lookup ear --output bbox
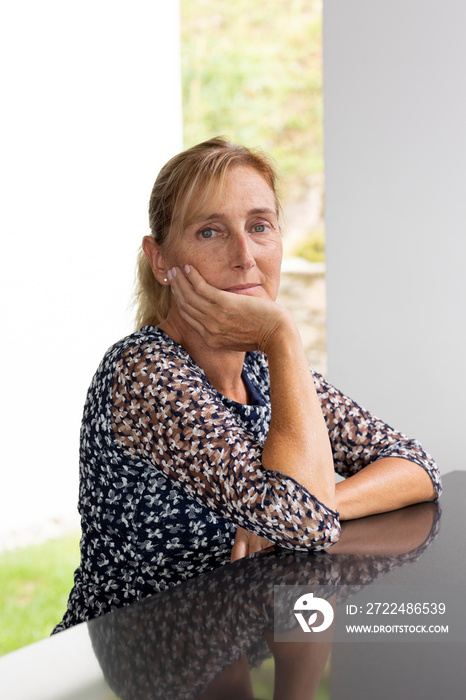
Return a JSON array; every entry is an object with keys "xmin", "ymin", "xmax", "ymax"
[{"xmin": 142, "ymin": 236, "xmax": 170, "ymax": 285}]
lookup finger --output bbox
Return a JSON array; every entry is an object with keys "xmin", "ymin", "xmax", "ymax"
[
  {"xmin": 168, "ymin": 265, "xmax": 214, "ymax": 303},
  {"xmin": 183, "ymin": 265, "xmax": 226, "ymax": 303},
  {"xmin": 168, "ymin": 268, "xmax": 214, "ymax": 330},
  {"xmin": 170, "ymin": 266, "xmax": 243, "ymax": 344},
  {"xmin": 230, "ymin": 530, "xmax": 249, "ymax": 563},
  {"xmin": 249, "ymin": 537, "xmax": 270, "ymax": 555},
  {"xmin": 169, "ymin": 266, "xmax": 220, "ymax": 317}
]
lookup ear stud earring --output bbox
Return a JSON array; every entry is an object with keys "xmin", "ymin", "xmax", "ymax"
[{"xmin": 163, "ymin": 278, "xmax": 168, "ymax": 283}]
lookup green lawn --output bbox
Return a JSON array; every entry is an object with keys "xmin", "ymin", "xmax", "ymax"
[{"xmin": 0, "ymin": 532, "xmax": 80, "ymax": 656}]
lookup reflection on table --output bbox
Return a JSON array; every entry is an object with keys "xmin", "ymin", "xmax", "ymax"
[
  {"xmin": 2, "ymin": 472, "xmax": 465, "ymax": 700},
  {"xmin": 89, "ymin": 494, "xmax": 441, "ymax": 700}
]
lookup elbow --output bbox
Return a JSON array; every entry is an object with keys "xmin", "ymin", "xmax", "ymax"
[
  {"xmin": 304, "ymin": 501, "xmax": 342, "ymax": 550},
  {"xmin": 310, "ymin": 515, "xmax": 342, "ymax": 550},
  {"xmin": 278, "ymin": 513, "xmax": 342, "ymax": 551},
  {"xmin": 260, "ymin": 472, "xmax": 341, "ymax": 550}
]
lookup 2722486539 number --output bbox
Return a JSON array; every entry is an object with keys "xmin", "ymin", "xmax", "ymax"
[{"xmin": 366, "ymin": 602, "xmax": 446, "ymax": 615}]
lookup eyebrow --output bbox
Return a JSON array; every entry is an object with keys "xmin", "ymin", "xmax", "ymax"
[
  {"xmin": 248, "ymin": 207, "xmax": 278, "ymax": 217},
  {"xmin": 190, "ymin": 207, "xmax": 278, "ymax": 225}
]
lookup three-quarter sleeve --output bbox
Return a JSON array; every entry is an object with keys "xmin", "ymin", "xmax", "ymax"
[
  {"xmin": 111, "ymin": 342, "xmax": 340, "ymax": 550},
  {"xmin": 310, "ymin": 369, "xmax": 442, "ymax": 497},
  {"xmin": 54, "ymin": 327, "xmax": 443, "ymax": 632}
]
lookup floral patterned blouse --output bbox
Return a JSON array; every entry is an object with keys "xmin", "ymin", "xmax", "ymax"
[{"xmin": 53, "ymin": 326, "xmax": 441, "ymax": 633}]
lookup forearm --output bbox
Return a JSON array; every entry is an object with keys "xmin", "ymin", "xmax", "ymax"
[
  {"xmin": 262, "ymin": 317, "xmax": 336, "ymax": 510},
  {"xmin": 335, "ymin": 457, "xmax": 437, "ymax": 521},
  {"xmin": 329, "ymin": 501, "xmax": 437, "ymax": 554},
  {"xmin": 168, "ymin": 265, "xmax": 337, "ymax": 516}
]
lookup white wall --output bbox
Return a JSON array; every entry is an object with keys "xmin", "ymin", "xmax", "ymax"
[
  {"xmin": 0, "ymin": 1, "xmax": 183, "ymax": 536},
  {"xmin": 323, "ymin": 1, "xmax": 466, "ymax": 474}
]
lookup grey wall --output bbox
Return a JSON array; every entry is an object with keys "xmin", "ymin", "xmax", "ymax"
[{"xmin": 323, "ymin": 1, "xmax": 466, "ymax": 474}]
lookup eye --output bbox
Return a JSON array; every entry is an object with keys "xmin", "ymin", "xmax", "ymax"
[
  {"xmin": 252, "ymin": 223, "xmax": 268, "ymax": 233},
  {"xmin": 198, "ymin": 228, "xmax": 218, "ymax": 239}
]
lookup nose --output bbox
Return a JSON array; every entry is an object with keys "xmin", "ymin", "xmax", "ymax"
[{"xmin": 229, "ymin": 232, "xmax": 255, "ymax": 270}]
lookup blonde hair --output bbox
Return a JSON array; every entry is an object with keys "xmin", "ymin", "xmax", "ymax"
[{"xmin": 134, "ymin": 137, "xmax": 281, "ymax": 329}]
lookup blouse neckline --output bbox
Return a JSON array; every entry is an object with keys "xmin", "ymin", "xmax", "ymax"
[{"xmin": 140, "ymin": 325, "xmax": 267, "ymax": 409}]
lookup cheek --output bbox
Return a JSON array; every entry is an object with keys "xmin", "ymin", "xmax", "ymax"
[
  {"xmin": 263, "ymin": 254, "xmax": 282, "ymax": 298},
  {"xmin": 173, "ymin": 245, "xmax": 223, "ymax": 284},
  {"xmin": 266, "ymin": 244, "xmax": 283, "ymax": 274},
  {"xmin": 196, "ymin": 259, "xmax": 226, "ymax": 286},
  {"xmin": 165, "ymin": 241, "xmax": 200, "ymax": 270}
]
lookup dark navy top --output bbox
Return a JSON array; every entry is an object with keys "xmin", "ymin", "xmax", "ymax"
[{"xmin": 54, "ymin": 326, "xmax": 440, "ymax": 632}]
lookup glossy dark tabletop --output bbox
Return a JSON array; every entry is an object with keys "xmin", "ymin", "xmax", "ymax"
[{"xmin": 1, "ymin": 471, "xmax": 465, "ymax": 700}]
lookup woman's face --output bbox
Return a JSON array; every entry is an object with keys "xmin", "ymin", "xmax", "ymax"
[{"xmin": 165, "ymin": 165, "xmax": 283, "ymax": 301}]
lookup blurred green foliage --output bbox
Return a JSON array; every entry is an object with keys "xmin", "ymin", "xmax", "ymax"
[
  {"xmin": 295, "ymin": 227, "xmax": 326, "ymax": 262},
  {"xmin": 181, "ymin": 0, "xmax": 323, "ymax": 202}
]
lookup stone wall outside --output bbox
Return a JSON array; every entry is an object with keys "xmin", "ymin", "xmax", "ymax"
[{"xmin": 277, "ymin": 259, "xmax": 327, "ymax": 377}]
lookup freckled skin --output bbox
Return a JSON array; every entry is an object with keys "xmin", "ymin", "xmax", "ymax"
[{"xmin": 164, "ymin": 165, "xmax": 283, "ymax": 302}]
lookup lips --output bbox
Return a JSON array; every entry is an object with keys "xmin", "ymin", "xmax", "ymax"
[{"xmin": 222, "ymin": 284, "xmax": 261, "ymax": 295}]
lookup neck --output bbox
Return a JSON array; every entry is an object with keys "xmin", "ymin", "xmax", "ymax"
[{"xmin": 159, "ymin": 310, "xmax": 249, "ymax": 404}]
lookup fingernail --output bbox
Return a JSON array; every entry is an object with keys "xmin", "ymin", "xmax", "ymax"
[
  {"xmin": 172, "ymin": 267, "xmax": 177, "ymax": 278},
  {"xmin": 167, "ymin": 269, "xmax": 172, "ymax": 282},
  {"xmin": 184, "ymin": 264, "xmax": 191, "ymax": 274}
]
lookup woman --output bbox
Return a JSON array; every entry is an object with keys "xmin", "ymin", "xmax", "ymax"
[{"xmin": 54, "ymin": 137, "xmax": 440, "ymax": 633}]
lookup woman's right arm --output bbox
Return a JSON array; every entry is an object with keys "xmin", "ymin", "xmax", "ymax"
[
  {"xmin": 262, "ymin": 316, "xmax": 336, "ymax": 511},
  {"xmin": 171, "ymin": 265, "xmax": 336, "ymax": 511},
  {"xmin": 111, "ymin": 267, "xmax": 340, "ymax": 549}
]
